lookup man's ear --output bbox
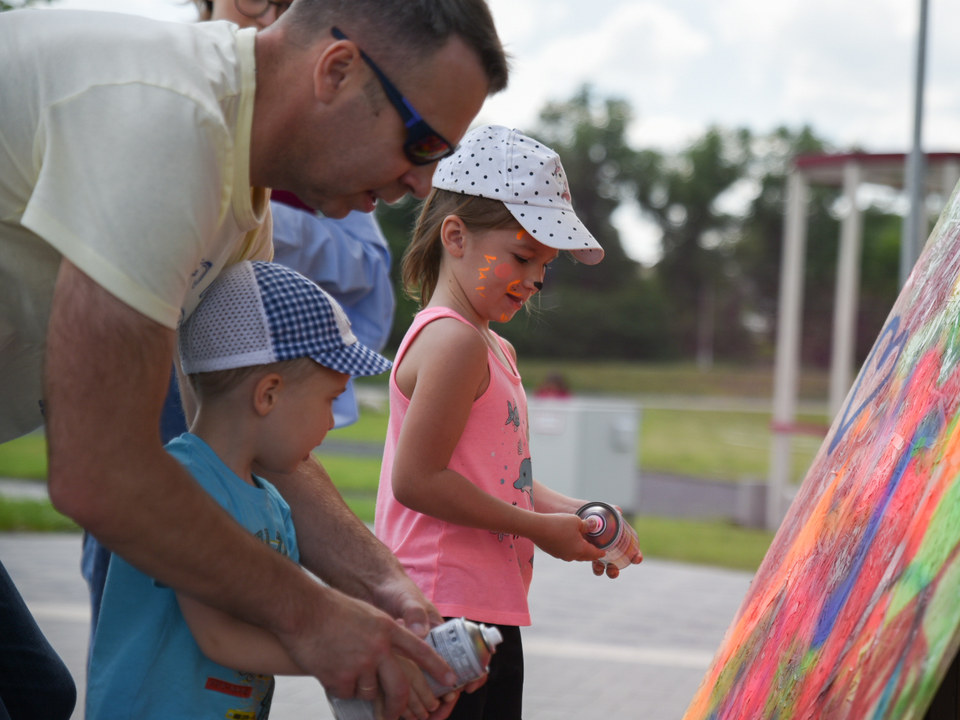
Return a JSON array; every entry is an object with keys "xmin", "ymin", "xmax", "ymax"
[
  {"xmin": 313, "ymin": 37, "xmax": 362, "ymax": 102},
  {"xmin": 253, "ymin": 373, "xmax": 283, "ymax": 417},
  {"xmin": 440, "ymin": 215, "xmax": 469, "ymax": 258}
]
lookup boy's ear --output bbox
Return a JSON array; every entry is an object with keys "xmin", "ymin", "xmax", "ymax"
[
  {"xmin": 253, "ymin": 373, "xmax": 284, "ymax": 417},
  {"xmin": 440, "ymin": 215, "xmax": 468, "ymax": 258}
]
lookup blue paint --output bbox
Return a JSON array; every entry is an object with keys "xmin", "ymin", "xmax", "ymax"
[
  {"xmin": 813, "ymin": 410, "xmax": 942, "ymax": 648},
  {"xmin": 830, "ymin": 317, "xmax": 908, "ymax": 455}
]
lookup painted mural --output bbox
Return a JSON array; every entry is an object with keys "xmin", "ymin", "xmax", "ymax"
[{"xmin": 683, "ymin": 184, "xmax": 960, "ymax": 720}]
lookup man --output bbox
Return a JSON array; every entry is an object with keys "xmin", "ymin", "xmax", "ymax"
[{"xmin": 0, "ymin": 2, "xmax": 508, "ymax": 718}]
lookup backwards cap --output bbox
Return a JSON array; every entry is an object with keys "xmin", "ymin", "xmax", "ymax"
[
  {"xmin": 179, "ymin": 261, "xmax": 391, "ymax": 378},
  {"xmin": 433, "ymin": 125, "xmax": 604, "ymax": 265}
]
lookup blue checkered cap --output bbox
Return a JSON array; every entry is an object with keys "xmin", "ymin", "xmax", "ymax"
[{"xmin": 179, "ymin": 261, "xmax": 391, "ymax": 377}]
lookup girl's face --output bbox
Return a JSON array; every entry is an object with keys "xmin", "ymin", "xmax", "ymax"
[{"xmin": 459, "ymin": 226, "xmax": 558, "ymax": 325}]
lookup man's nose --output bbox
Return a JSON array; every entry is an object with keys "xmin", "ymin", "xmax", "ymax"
[{"xmin": 402, "ymin": 163, "xmax": 437, "ymax": 200}]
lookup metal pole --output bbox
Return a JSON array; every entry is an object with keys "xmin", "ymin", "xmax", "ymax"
[
  {"xmin": 768, "ymin": 170, "xmax": 808, "ymax": 531},
  {"xmin": 900, "ymin": 0, "xmax": 929, "ymax": 289},
  {"xmin": 829, "ymin": 161, "xmax": 863, "ymax": 420}
]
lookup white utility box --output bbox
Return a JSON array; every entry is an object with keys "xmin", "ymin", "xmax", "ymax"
[{"xmin": 527, "ymin": 397, "xmax": 640, "ymax": 513}]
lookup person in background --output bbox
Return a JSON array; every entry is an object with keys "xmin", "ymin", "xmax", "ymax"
[
  {"xmin": 375, "ymin": 126, "xmax": 639, "ymax": 720},
  {"xmin": 533, "ymin": 373, "xmax": 572, "ymax": 399},
  {"xmin": 195, "ymin": 0, "xmax": 396, "ymax": 428}
]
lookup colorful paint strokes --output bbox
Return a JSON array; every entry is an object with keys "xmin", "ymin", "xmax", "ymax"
[{"xmin": 684, "ymin": 183, "xmax": 960, "ymax": 720}]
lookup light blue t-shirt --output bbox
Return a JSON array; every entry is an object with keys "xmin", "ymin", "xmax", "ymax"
[{"xmin": 86, "ymin": 433, "xmax": 299, "ymax": 720}]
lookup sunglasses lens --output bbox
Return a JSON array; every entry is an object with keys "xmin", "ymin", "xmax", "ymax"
[{"xmin": 406, "ymin": 135, "xmax": 454, "ymax": 165}]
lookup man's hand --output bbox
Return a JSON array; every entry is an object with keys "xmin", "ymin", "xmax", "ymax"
[
  {"xmin": 277, "ymin": 586, "xmax": 456, "ymax": 720},
  {"xmin": 370, "ymin": 572, "xmax": 445, "ymax": 640}
]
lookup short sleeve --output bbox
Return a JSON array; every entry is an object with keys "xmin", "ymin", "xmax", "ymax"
[{"xmin": 21, "ymin": 83, "xmax": 229, "ymax": 329}]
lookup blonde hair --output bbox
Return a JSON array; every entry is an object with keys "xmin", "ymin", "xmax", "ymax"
[{"xmin": 402, "ymin": 190, "xmax": 519, "ymax": 306}]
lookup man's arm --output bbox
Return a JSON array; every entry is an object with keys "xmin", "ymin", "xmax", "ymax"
[
  {"xmin": 262, "ymin": 458, "xmax": 444, "ymax": 640},
  {"xmin": 44, "ymin": 261, "xmax": 454, "ymax": 717}
]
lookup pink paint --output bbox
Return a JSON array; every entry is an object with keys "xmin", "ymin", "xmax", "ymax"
[{"xmin": 494, "ymin": 263, "xmax": 513, "ymax": 279}]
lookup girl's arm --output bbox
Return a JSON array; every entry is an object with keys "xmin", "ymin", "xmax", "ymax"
[
  {"xmin": 391, "ymin": 320, "xmax": 603, "ymax": 564},
  {"xmin": 530, "ymin": 480, "xmax": 586, "ymax": 514}
]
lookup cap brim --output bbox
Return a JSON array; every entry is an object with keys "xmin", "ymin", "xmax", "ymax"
[
  {"xmin": 504, "ymin": 204, "xmax": 604, "ymax": 265},
  {"xmin": 312, "ymin": 341, "xmax": 392, "ymax": 378}
]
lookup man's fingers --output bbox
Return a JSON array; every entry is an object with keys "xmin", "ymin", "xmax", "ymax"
[
  {"xmin": 391, "ymin": 625, "xmax": 456, "ymax": 689},
  {"xmin": 592, "ymin": 560, "xmax": 605, "ymax": 576},
  {"xmin": 356, "ymin": 672, "xmax": 380, "ymax": 701},
  {"xmin": 400, "ymin": 604, "xmax": 431, "ymax": 639},
  {"xmin": 605, "ymin": 563, "xmax": 620, "ymax": 579}
]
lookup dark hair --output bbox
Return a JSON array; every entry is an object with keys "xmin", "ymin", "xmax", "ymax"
[
  {"xmin": 402, "ymin": 189, "xmax": 519, "ymax": 306},
  {"xmin": 284, "ymin": 0, "xmax": 509, "ymax": 94},
  {"xmin": 187, "ymin": 356, "xmax": 319, "ymax": 401}
]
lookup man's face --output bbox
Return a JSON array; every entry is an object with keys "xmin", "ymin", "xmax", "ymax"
[{"xmin": 293, "ymin": 36, "xmax": 490, "ymax": 219}]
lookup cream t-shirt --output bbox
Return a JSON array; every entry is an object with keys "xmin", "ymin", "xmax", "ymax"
[{"xmin": 0, "ymin": 10, "xmax": 273, "ymax": 442}]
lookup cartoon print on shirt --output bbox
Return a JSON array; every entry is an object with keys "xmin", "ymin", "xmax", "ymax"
[
  {"xmin": 513, "ymin": 457, "xmax": 533, "ymax": 496},
  {"xmin": 254, "ymin": 528, "xmax": 289, "ymax": 557},
  {"xmin": 505, "ymin": 400, "xmax": 521, "ymax": 430}
]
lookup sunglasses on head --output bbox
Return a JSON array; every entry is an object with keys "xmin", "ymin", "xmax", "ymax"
[{"xmin": 331, "ymin": 27, "xmax": 456, "ymax": 166}]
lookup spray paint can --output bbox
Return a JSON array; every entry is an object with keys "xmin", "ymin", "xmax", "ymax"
[
  {"xmin": 577, "ymin": 501, "xmax": 641, "ymax": 570},
  {"xmin": 327, "ymin": 617, "xmax": 503, "ymax": 720}
]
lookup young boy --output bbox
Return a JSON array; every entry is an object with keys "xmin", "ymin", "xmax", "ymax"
[{"xmin": 85, "ymin": 261, "xmax": 411, "ymax": 719}]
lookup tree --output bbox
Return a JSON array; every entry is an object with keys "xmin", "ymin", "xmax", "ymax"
[{"xmin": 630, "ymin": 126, "xmax": 753, "ymax": 366}]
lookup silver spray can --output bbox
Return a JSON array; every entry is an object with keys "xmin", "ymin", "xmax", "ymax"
[
  {"xmin": 577, "ymin": 501, "xmax": 641, "ymax": 570},
  {"xmin": 327, "ymin": 617, "xmax": 503, "ymax": 720}
]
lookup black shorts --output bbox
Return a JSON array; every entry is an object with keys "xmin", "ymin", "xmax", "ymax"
[{"xmin": 443, "ymin": 620, "xmax": 523, "ymax": 720}]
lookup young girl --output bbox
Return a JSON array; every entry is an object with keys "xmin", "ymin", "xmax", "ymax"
[{"xmin": 375, "ymin": 125, "xmax": 640, "ymax": 720}]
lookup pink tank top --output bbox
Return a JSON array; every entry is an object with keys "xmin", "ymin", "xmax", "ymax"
[{"xmin": 375, "ymin": 307, "xmax": 535, "ymax": 626}]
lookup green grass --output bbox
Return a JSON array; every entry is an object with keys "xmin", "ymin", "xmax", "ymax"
[
  {"xmin": 0, "ymin": 432, "xmax": 47, "ymax": 480},
  {"xmin": 514, "ymin": 360, "xmax": 829, "ymax": 400},
  {"xmin": 313, "ymin": 453, "xmax": 384, "ymax": 493},
  {"xmin": 0, "ymin": 497, "xmax": 79, "ymax": 532},
  {"xmin": 641, "ymin": 409, "xmax": 826, "ymax": 483},
  {"xmin": 0, "ymin": 363, "xmax": 816, "ymax": 570},
  {"xmin": 0, "ymin": 405, "xmax": 830, "ymax": 487},
  {"xmin": 632, "ymin": 515, "xmax": 774, "ymax": 572},
  {"xmin": 313, "ymin": 452, "xmax": 775, "ymax": 572}
]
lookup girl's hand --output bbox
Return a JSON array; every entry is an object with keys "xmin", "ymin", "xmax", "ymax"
[
  {"xmin": 591, "ymin": 547, "xmax": 643, "ymax": 579},
  {"xmin": 531, "ymin": 513, "xmax": 605, "ymax": 562}
]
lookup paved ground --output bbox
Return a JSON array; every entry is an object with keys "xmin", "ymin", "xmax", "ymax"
[{"xmin": 0, "ymin": 533, "xmax": 752, "ymax": 720}]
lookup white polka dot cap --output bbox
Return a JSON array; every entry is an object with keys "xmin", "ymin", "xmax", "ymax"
[
  {"xmin": 179, "ymin": 261, "xmax": 391, "ymax": 378},
  {"xmin": 434, "ymin": 125, "xmax": 604, "ymax": 265}
]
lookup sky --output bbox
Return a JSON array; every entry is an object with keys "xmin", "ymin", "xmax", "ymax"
[{"xmin": 34, "ymin": 0, "xmax": 960, "ymax": 263}]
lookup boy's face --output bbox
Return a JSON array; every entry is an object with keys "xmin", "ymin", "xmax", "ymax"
[{"xmin": 258, "ymin": 363, "xmax": 350, "ymax": 474}]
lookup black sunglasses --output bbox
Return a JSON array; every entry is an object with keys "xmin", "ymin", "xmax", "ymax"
[{"xmin": 331, "ymin": 27, "xmax": 456, "ymax": 166}]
